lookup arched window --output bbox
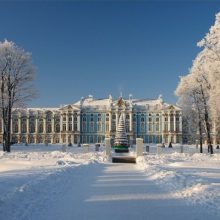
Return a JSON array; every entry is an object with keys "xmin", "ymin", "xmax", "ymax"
[
  {"xmin": 47, "ymin": 124, "xmax": 52, "ymax": 133},
  {"xmin": 21, "ymin": 123, "xmax": 26, "ymax": 133},
  {"xmin": 55, "ymin": 124, "xmax": 60, "ymax": 132},
  {"xmin": 13, "ymin": 124, "xmax": 18, "ymax": 133},
  {"xmin": 30, "ymin": 123, "xmax": 35, "ymax": 133},
  {"xmin": 39, "ymin": 124, "xmax": 43, "ymax": 133}
]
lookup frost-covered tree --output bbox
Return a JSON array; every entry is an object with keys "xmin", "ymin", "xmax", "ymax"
[
  {"xmin": 175, "ymin": 73, "xmax": 206, "ymax": 153},
  {"xmin": 198, "ymin": 12, "xmax": 220, "ymax": 143},
  {"xmin": 176, "ymin": 12, "xmax": 220, "ymax": 154},
  {"xmin": 0, "ymin": 40, "xmax": 36, "ymax": 152}
]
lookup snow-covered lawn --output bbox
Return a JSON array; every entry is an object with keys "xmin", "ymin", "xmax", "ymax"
[
  {"xmin": 137, "ymin": 145, "xmax": 220, "ymax": 217},
  {"xmin": 0, "ymin": 144, "xmax": 219, "ymax": 219}
]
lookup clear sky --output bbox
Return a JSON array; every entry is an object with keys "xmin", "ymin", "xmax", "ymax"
[{"xmin": 0, "ymin": 0, "xmax": 219, "ymax": 107}]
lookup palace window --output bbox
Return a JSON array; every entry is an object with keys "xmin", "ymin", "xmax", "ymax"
[
  {"xmin": 106, "ymin": 113, "xmax": 109, "ymax": 122},
  {"xmin": 141, "ymin": 123, "xmax": 145, "ymax": 132},
  {"xmin": 156, "ymin": 135, "xmax": 160, "ymax": 143},
  {"xmin": 21, "ymin": 123, "xmax": 26, "ymax": 133},
  {"xmin": 156, "ymin": 123, "xmax": 160, "ymax": 132},
  {"xmin": 82, "ymin": 122, "xmax": 86, "ymax": 132},
  {"xmin": 82, "ymin": 135, "xmax": 86, "ymax": 143},
  {"xmin": 74, "ymin": 123, "xmax": 77, "ymax": 131},
  {"xmin": 47, "ymin": 124, "xmax": 52, "ymax": 133},
  {"xmin": 97, "ymin": 136, "xmax": 102, "ymax": 143},
  {"xmin": 148, "ymin": 135, "xmax": 152, "ymax": 143},
  {"xmin": 90, "ymin": 114, "xmax": 94, "ymax": 122},
  {"xmin": 68, "ymin": 124, "xmax": 72, "ymax": 131},
  {"xmin": 83, "ymin": 114, "xmax": 86, "ymax": 122},
  {"xmin": 133, "ymin": 114, "xmax": 136, "ymax": 122},
  {"xmin": 30, "ymin": 123, "xmax": 35, "ymax": 133},
  {"xmin": 63, "ymin": 124, "xmax": 66, "ymax": 131},
  {"xmin": 55, "ymin": 124, "xmax": 60, "ymax": 132},
  {"xmin": 90, "ymin": 122, "xmax": 94, "ymax": 132},
  {"xmin": 148, "ymin": 123, "xmax": 152, "ymax": 132},
  {"xmin": 39, "ymin": 124, "xmax": 43, "ymax": 133},
  {"xmin": 90, "ymin": 135, "xmax": 94, "ymax": 143},
  {"xmin": 97, "ymin": 123, "xmax": 102, "ymax": 132},
  {"xmin": 13, "ymin": 124, "xmax": 18, "ymax": 133}
]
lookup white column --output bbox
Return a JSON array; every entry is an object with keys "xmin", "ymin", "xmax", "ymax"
[
  {"xmin": 174, "ymin": 113, "xmax": 176, "ymax": 132},
  {"xmin": 60, "ymin": 114, "xmax": 63, "ymax": 132},
  {"xmin": 52, "ymin": 113, "xmax": 55, "ymax": 133},
  {"xmin": 173, "ymin": 113, "xmax": 176, "ymax": 143},
  {"xmin": 26, "ymin": 115, "xmax": 30, "ymax": 134},
  {"xmin": 168, "ymin": 112, "xmax": 171, "ymax": 143},
  {"xmin": 18, "ymin": 115, "xmax": 21, "ymax": 134},
  {"xmin": 129, "ymin": 111, "xmax": 132, "ymax": 131},
  {"xmin": 168, "ymin": 112, "xmax": 170, "ymax": 132},
  {"xmin": 77, "ymin": 113, "xmax": 80, "ymax": 131},
  {"xmin": 43, "ymin": 116, "xmax": 46, "ymax": 133},
  {"xmin": 161, "ymin": 114, "xmax": 164, "ymax": 143},
  {"xmin": 60, "ymin": 114, "xmax": 63, "ymax": 144},
  {"xmin": 72, "ymin": 112, "xmax": 74, "ymax": 132},
  {"xmin": 66, "ymin": 113, "xmax": 68, "ymax": 132},
  {"xmin": 109, "ymin": 112, "xmax": 112, "ymax": 132},
  {"xmin": 35, "ymin": 116, "xmax": 38, "ymax": 134}
]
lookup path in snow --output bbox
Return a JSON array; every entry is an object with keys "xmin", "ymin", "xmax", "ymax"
[{"xmin": 1, "ymin": 162, "xmax": 218, "ymax": 220}]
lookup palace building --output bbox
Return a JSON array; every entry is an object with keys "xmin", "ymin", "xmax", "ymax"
[{"xmin": 0, "ymin": 95, "xmax": 182, "ymax": 145}]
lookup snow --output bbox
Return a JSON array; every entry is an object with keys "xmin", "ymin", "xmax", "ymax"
[{"xmin": 0, "ymin": 144, "xmax": 219, "ymax": 219}]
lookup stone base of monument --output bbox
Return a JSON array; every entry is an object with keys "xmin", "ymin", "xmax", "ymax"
[
  {"xmin": 114, "ymin": 149, "xmax": 129, "ymax": 153},
  {"xmin": 112, "ymin": 152, "xmax": 136, "ymax": 163}
]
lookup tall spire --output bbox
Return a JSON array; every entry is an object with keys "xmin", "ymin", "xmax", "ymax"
[{"xmin": 113, "ymin": 113, "xmax": 129, "ymax": 153}]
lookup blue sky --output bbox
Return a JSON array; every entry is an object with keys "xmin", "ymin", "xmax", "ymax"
[{"xmin": 0, "ymin": 1, "xmax": 219, "ymax": 107}]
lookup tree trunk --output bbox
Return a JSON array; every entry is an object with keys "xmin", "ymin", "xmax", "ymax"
[
  {"xmin": 200, "ymin": 85, "xmax": 213, "ymax": 154},
  {"xmin": 198, "ymin": 119, "xmax": 203, "ymax": 153}
]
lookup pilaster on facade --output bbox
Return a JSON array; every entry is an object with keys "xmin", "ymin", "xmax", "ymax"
[
  {"xmin": 26, "ymin": 114, "xmax": 30, "ymax": 134},
  {"xmin": 173, "ymin": 113, "xmax": 176, "ymax": 132},
  {"xmin": 77, "ymin": 112, "xmax": 80, "ymax": 132},
  {"xmin": 52, "ymin": 113, "xmax": 55, "ymax": 133},
  {"xmin": 129, "ymin": 110, "xmax": 133, "ymax": 132},
  {"xmin": 43, "ymin": 114, "xmax": 46, "ymax": 134},
  {"xmin": 168, "ymin": 111, "xmax": 171, "ymax": 132},
  {"xmin": 35, "ymin": 115, "xmax": 38, "ymax": 134},
  {"xmin": 161, "ymin": 113, "xmax": 165, "ymax": 143},
  {"xmin": 60, "ymin": 114, "xmax": 63, "ymax": 132},
  {"xmin": 66, "ymin": 112, "xmax": 69, "ymax": 132},
  {"xmin": 109, "ymin": 111, "xmax": 112, "ymax": 132}
]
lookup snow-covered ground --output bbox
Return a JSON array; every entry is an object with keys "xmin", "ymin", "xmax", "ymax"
[{"xmin": 0, "ymin": 144, "xmax": 219, "ymax": 219}]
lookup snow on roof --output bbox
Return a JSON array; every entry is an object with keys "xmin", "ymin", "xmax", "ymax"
[{"xmin": 130, "ymin": 98, "xmax": 162, "ymax": 106}]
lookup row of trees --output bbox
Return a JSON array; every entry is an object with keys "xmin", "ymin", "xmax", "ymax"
[
  {"xmin": 175, "ymin": 12, "xmax": 220, "ymax": 154},
  {"xmin": 0, "ymin": 40, "xmax": 36, "ymax": 152}
]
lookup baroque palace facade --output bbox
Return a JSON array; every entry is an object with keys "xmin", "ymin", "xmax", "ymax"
[{"xmin": 0, "ymin": 95, "xmax": 182, "ymax": 145}]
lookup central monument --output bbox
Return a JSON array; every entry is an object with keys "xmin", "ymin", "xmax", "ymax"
[{"xmin": 113, "ymin": 113, "xmax": 129, "ymax": 153}]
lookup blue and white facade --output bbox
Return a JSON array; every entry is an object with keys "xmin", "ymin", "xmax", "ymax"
[{"xmin": 0, "ymin": 95, "xmax": 182, "ymax": 145}]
